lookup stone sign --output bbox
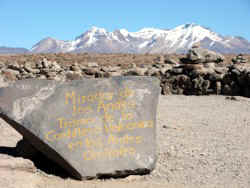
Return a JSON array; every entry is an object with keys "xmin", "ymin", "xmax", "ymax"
[{"xmin": 0, "ymin": 76, "xmax": 160, "ymax": 179}]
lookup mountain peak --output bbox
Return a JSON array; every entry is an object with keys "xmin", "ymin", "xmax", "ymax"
[
  {"xmin": 88, "ymin": 26, "xmax": 107, "ymax": 34},
  {"xmin": 118, "ymin": 29, "xmax": 129, "ymax": 37},
  {"xmin": 39, "ymin": 37, "xmax": 57, "ymax": 42},
  {"xmin": 174, "ymin": 23, "xmax": 201, "ymax": 30},
  {"xmin": 137, "ymin": 27, "xmax": 162, "ymax": 32},
  {"xmin": 183, "ymin": 23, "xmax": 198, "ymax": 28}
]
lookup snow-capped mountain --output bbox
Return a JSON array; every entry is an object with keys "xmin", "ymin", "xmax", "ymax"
[{"xmin": 31, "ymin": 23, "xmax": 250, "ymax": 54}]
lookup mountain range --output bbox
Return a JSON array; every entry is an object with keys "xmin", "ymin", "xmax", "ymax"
[
  {"xmin": 3, "ymin": 23, "xmax": 250, "ymax": 54},
  {"xmin": 0, "ymin": 46, "xmax": 29, "ymax": 54}
]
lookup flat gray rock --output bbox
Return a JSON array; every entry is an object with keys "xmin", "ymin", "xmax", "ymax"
[
  {"xmin": 0, "ymin": 77, "xmax": 160, "ymax": 179},
  {"xmin": 187, "ymin": 47, "xmax": 224, "ymax": 63}
]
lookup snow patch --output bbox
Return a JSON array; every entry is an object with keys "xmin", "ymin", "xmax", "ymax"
[{"xmin": 138, "ymin": 41, "xmax": 150, "ymax": 48}]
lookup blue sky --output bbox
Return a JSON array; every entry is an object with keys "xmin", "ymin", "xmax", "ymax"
[{"xmin": 0, "ymin": 0, "xmax": 250, "ymax": 49}]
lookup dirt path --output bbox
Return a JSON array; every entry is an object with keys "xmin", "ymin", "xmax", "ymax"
[{"xmin": 1, "ymin": 95, "xmax": 250, "ymax": 188}]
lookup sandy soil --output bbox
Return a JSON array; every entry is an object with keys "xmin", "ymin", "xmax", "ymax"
[{"xmin": 1, "ymin": 95, "xmax": 250, "ymax": 188}]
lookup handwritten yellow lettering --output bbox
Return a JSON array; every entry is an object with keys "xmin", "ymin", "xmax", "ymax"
[
  {"xmin": 45, "ymin": 130, "xmax": 55, "ymax": 142},
  {"xmin": 65, "ymin": 91, "xmax": 76, "ymax": 105}
]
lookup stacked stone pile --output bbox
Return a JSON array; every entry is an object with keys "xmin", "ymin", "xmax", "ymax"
[
  {"xmin": 232, "ymin": 54, "xmax": 248, "ymax": 64},
  {"xmin": 0, "ymin": 48, "xmax": 250, "ymax": 97},
  {"xmin": 161, "ymin": 46, "xmax": 226, "ymax": 95},
  {"xmin": 161, "ymin": 46, "xmax": 250, "ymax": 97}
]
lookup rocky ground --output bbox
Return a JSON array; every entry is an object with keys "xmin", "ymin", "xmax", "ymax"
[
  {"xmin": 1, "ymin": 47, "xmax": 250, "ymax": 98},
  {"xmin": 1, "ymin": 95, "xmax": 250, "ymax": 188}
]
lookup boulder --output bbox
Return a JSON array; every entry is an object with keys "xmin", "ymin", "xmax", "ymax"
[
  {"xmin": 2, "ymin": 69, "xmax": 19, "ymax": 81},
  {"xmin": 65, "ymin": 71, "xmax": 82, "ymax": 80},
  {"xmin": 187, "ymin": 46, "xmax": 224, "ymax": 63},
  {"xmin": 163, "ymin": 55, "xmax": 179, "ymax": 65},
  {"xmin": 8, "ymin": 62, "xmax": 21, "ymax": 71},
  {"xmin": 232, "ymin": 54, "xmax": 248, "ymax": 64},
  {"xmin": 125, "ymin": 67, "xmax": 148, "ymax": 76},
  {"xmin": 153, "ymin": 56, "xmax": 164, "ymax": 64},
  {"xmin": 87, "ymin": 62, "xmax": 99, "ymax": 68},
  {"xmin": 41, "ymin": 58, "xmax": 51, "ymax": 68},
  {"xmin": 70, "ymin": 63, "xmax": 81, "ymax": 72},
  {"xmin": 24, "ymin": 62, "xmax": 40, "ymax": 74},
  {"xmin": 51, "ymin": 61, "xmax": 62, "ymax": 72},
  {"xmin": 0, "ymin": 77, "xmax": 160, "ymax": 179},
  {"xmin": 215, "ymin": 81, "xmax": 222, "ymax": 95},
  {"xmin": 0, "ymin": 61, "xmax": 5, "ymax": 69}
]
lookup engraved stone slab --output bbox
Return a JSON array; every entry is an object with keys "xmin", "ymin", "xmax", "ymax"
[{"xmin": 0, "ymin": 77, "xmax": 160, "ymax": 179}]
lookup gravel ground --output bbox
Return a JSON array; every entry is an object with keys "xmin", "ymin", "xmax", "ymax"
[
  {"xmin": 150, "ymin": 95, "xmax": 250, "ymax": 188},
  {"xmin": 1, "ymin": 95, "xmax": 250, "ymax": 188}
]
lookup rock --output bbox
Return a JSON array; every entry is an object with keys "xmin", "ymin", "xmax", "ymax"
[
  {"xmin": 24, "ymin": 62, "xmax": 40, "ymax": 74},
  {"xmin": 70, "ymin": 63, "xmax": 81, "ymax": 72},
  {"xmin": 19, "ymin": 73, "xmax": 36, "ymax": 79},
  {"xmin": 161, "ymin": 82, "xmax": 172, "ymax": 95},
  {"xmin": 108, "ymin": 71, "xmax": 123, "ymax": 77},
  {"xmin": 214, "ymin": 67, "xmax": 228, "ymax": 74},
  {"xmin": 0, "ymin": 77, "xmax": 160, "ymax": 179},
  {"xmin": 41, "ymin": 58, "xmax": 51, "ymax": 68},
  {"xmin": 225, "ymin": 96, "xmax": 238, "ymax": 101},
  {"xmin": 192, "ymin": 76, "xmax": 210, "ymax": 95},
  {"xmin": 243, "ymin": 87, "xmax": 250, "ymax": 97},
  {"xmin": 87, "ymin": 62, "xmax": 99, "ymax": 68},
  {"xmin": 231, "ymin": 69, "xmax": 241, "ymax": 76},
  {"xmin": 183, "ymin": 64, "xmax": 206, "ymax": 72},
  {"xmin": 0, "ymin": 157, "xmax": 36, "ymax": 173},
  {"xmin": 222, "ymin": 84, "xmax": 233, "ymax": 95},
  {"xmin": 153, "ymin": 56, "xmax": 164, "ymax": 64},
  {"xmin": 8, "ymin": 62, "xmax": 21, "ymax": 71},
  {"xmin": 125, "ymin": 67, "xmax": 148, "ymax": 76},
  {"xmin": 163, "ymin": 55, "xmax": 179, "ymax": 65},
  {"xmin": 232, "ymin": 54, "xmax": 248, "ymax": 64},
  {"xmin": 37, "ymin": 75, "xmax": 47, "ymax": 80},
  {"xmin": 0, "ymin": 61, "xmax": 5, "ymax": 69},
  {"xmin": 82, "ymin": 68, "xmax": 98, "ymax": 76},
  {"xmin": 187, "ymin": 47, "xmax": 224, "ymax": 63},
  {"xmin": 51, "ymin": 61, "xmax": 62, "ymax": 72},
  {"xmin": 159, "ymin": 65, "xmax": 172, "ymax": 75},
  {"xmin": 130, "ymin": 63, "xmax": 137, "ymax": 69},
  {"xmin": 2, "ymin": 69, "xmax": 19, "ymax": 81},
  {"xmin": 207, "ymin": 73, "xmax": 223, "ymax": 81},
  {"xmin": 246, "ymin": 72, "xmax": 250, "ymax": 82},
  {"xmin": 0, "ymin": 75, "xmax": 10, "ymax": 87},
  {"xmin": 145, "ymin": 67, "xmax": 159, "ymax": 76},
  {"xmin": 176, "ymin": 75, "xmax": 192, "ymax": 90},
  {"xmin": 16, "ymin": 139, "xmax": 39, "ymax": 158},
  {"xmin": 65, "ymin": 71, "xmax": 82, "ymax": 80},
  {"xmin": 101, "ymin": 66, "xmax": 121, "ymax": 73},
  {"xmin": 171, "ymin": 67, "xmax": 183, "ymax": 74},
  {"xmin": 161, "ymin": 75, "xmax": 192, "ymax": 95},
  {"xmin": 215, "ymin": 81, "xmax": 222, "ymax": 95},
  {"xmin": 35, "ymin": 61, "xmax": 43, "ymax": 69},
  {"xmin": 94, "ymin": 71, "xmax": 110, "ymax": 78},
  {"xmin": 46, "ymin": 72, "xmax": 58, "ymax": 80},
  {"xmin": 152, "ymin": 63, "xmax": 161, "ymax": 69}
]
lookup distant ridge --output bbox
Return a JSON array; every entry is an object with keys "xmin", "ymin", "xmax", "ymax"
[{"xmin": 0, "ymin": 46, "xmax": 29, "ymax": 54}]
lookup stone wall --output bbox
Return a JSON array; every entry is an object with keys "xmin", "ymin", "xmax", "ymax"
[{"xmin": 1, "ymin": 48, "xmax": 250, "ymax": 98}]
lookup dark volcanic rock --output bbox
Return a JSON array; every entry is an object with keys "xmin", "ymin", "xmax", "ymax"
[{"xmin": 0, "ymin": 77, "xmax": 160, "ymax": 179}]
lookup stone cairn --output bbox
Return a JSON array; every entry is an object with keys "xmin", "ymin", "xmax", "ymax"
[
  {"xmin": 232, "ymin": 54, "xmax": 248, "ymax": 64},
  {"xmin": 160, "ymin": 46, "xmax": 250, "ymax": 97}
]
